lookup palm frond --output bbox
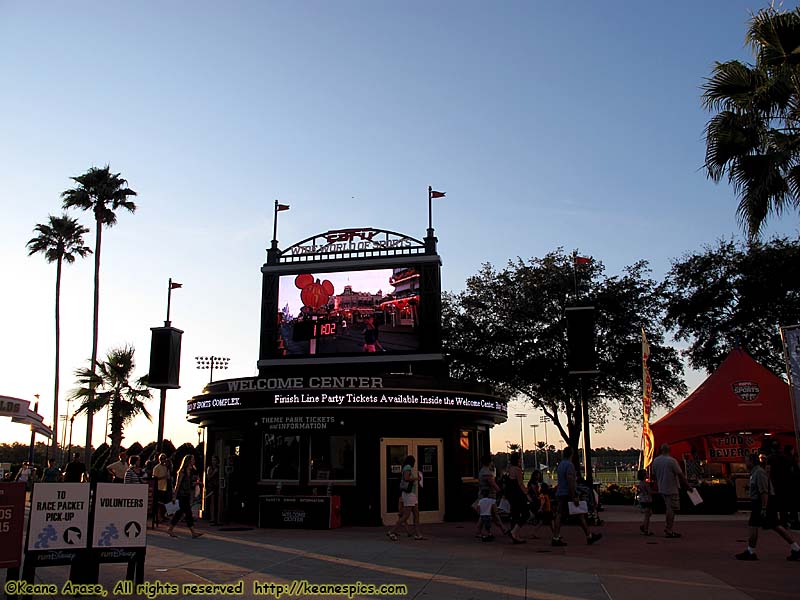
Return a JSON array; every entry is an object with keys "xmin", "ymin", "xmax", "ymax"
[
  {"xmin": 60, "ymin": 165, "xmax": 137, "ymax": 227},
  {"xmin": 27, "ymin": 215, "xmax": 91, "ymax": 263}
]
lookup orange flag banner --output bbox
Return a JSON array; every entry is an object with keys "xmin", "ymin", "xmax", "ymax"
[{"xmin": 642, "ymin": 328, "xmax": 656, "ymax": 468}]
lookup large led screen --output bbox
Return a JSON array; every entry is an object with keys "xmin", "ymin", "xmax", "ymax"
[{"xmin": 277, "ymin": 266, "xmax": 422, "ymax": 356}]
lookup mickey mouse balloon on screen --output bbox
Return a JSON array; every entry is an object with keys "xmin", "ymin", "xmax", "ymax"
[{"xmin": 295, "ymin": 274, "xmax": 335, "ymax": 309}]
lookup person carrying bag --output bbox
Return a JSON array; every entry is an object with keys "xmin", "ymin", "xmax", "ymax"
[{"xmin": 167, "ymin": 455, "xmax": 203, "ymax": 539}]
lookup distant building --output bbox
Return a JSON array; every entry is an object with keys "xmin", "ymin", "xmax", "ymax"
[
  {"xmin": 333, "ymin": 285, "xmax": 383, "ymax": 320},
  {"xmin": 380, "ymin": 268, "xmax": 420, "ymax": 327}
]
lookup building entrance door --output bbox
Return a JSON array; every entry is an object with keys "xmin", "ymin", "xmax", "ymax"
[{"xmin": 380, "ymin": 438, "xmax": 444, "ymax": 525}]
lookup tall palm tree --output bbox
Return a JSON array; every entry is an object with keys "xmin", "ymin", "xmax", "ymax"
[
  {"xmin": 71, "ymin": 346, "xmax": 152, "ymax": 463},
  {"xmin": 61, "ymin": 166, "xmax": 137, "ymax": 465},
  {"xmin": 702, "ymin": 6, "xmax": 800, "ymax": 240},
  {"xmin": 27, "ymin": 215, "xmax": 91, "ymax": 463}
]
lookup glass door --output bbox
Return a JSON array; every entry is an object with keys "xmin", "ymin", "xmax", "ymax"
[{"xmin": 380, "ymin": 438, "xmax": 444, "ymax": 525}]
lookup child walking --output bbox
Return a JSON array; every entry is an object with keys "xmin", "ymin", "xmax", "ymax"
[
  {"xmin": 636, "ymin": 469, "xmax": 654, "ymax": 536},
  {"xmin": 537, "ymin": 482, "xmax": 555, "ymax": 537},
  {"xmin": 477, "ymin": 489, "xmax": 497, "ymax": 541}
]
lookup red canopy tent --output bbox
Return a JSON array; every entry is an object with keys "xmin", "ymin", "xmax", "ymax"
[{"xmin": 652, "ymin": 349, "xmax": 794, "ymax": 454}]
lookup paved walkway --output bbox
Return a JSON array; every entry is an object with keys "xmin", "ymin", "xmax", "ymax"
[{"xmin": 5, "ymin": 507, "xmax": 800, "ymax": 600}]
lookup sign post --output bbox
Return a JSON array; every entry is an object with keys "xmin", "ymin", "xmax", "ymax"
[
  {"xmin": 0, "ymin": 482, "xmax": 26, "ymax": 594},
  {"xmin": 22, "ymin": 483, "xmax": 90, "ymax": 585},
  {"xmin": 91, "ymin": 483, "xmax": 148, "ymax": 584}
]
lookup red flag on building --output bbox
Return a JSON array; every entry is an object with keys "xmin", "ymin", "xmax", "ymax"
[
  {"xmin": 430, "ymin": 190, "xmax": 446, "ymax": 198},
  {"xmin": 170, "ymin": 282, "xmax": 183, "ymax": 290},
  {"xmin": 276, "ymin": 204, "xmax": 290, "ymax": 211}
]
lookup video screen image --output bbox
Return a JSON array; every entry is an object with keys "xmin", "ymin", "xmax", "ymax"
[{"xmin": 277, "ymin": 266, "xmax": 421, "ymax": 356}]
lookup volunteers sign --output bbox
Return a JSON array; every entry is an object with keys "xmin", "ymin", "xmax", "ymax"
[
  {"xmin": 27, "ymin": 483, "xmax": 89, "ymax": 550},
  {"xmin": 92, "ymin": 483, "xmax": 148, "ymax": 548}
]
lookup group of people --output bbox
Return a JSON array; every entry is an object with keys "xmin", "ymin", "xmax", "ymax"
[
  {"xmin": 634, "ymin": 443, "xmax": 800, "ymax": 562},
  {"xmin": 105, "ymin": 450, "xmax": 207, "ymax": 539},
  {"xmin": 481, "ymin": 449, "xmax": 603, "ymax": 546},
  {"xmin": 11, "ymin": 453, "xmax": 89, "ymax": 485},
  {"xmin": 385, "ymin": 451, "xmax": 594, "ymax": 543},
  {"xmin": 11, "ymin": 449, "xmax": 223, "ymax": 540},
  {"xmin": 736, "ymin": 443, "xmax": 800, "ymax": 561}
]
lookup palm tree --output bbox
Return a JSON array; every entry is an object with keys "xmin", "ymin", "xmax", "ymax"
[
  {"xmin": 61, "ymin": 166, "xmax": 137, "ymax": 465},
  {"xmin": 27, "ymin": 215, "xmax": 91, "ymax": 463},
  {"xmin": 702, "ymin": 6, "xmax": 800, "ymax": 240},
  {"xmin": 71, "ymin": 346, "xmax": 152, "ymax": 463}
]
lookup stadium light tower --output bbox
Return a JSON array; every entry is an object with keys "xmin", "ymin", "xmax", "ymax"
[
  {"xmin": 195, "ymin": 356, "xmax": 230, "ymax": 383},
  {"xmin": 514, "ymin": 413, "xmax": 527, "ymax": 469}
]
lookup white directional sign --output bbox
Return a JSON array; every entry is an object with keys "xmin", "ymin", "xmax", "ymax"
[
  {"xmin": 92, "ymin": 483, "xmax": 148, "ymax": 548},
  {"xmin": 27, "ymin": 483, "xmax": 90, "ymax": 550}
]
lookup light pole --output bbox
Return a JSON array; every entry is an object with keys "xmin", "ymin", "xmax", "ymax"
[
  {"xmin": 29, "ymin": 394, "xmax": 40, "ymax": 465},
  {"xmin": 67, "ymin": 414, "xmax": 75, "ymax": 460},
  {"xmin": 540, "ymin": 415, "xmax": 549, "ymax": 468},
  {"xmin": 530, "ymin": 424, "xmax": 539, "ymax": 469},
  {"xmin": 195, "ymin": 356, "xmax": 230, "ymax": 383},
  {"xmin": 514, "ymin": 413, "xmax": 527, "ymax": 470},
  {"xmin": 59, "ymin": 414, "xmax": 69, "ymax": 465}
]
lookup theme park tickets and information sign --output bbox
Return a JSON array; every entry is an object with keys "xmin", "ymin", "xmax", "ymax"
[
  {"xmin": 0, "ymin": 482, "xmax": 26, "ymax": 568},
  {"xmin": 92, "ymin": 483, "xmax": 148, "ymax": 548},
  {"xmin": 27, "ymin": 483, "xmax": 90, "ymax": 551}
]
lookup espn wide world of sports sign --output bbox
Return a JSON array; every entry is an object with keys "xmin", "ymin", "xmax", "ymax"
[{"xmin": 186, "ymin": 375, "xmax": 507, "ymax": 419}]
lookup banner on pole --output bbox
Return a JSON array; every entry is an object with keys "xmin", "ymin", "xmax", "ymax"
[
  {"xmin": 642, "ymin": 328, "xmax": 655, "ymax": 468},
  {"xmin": 780, "ymin": 325, "xmax": 800, "ymax": 450}
]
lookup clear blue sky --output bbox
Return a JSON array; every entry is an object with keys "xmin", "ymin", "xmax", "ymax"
[{"xmin": 1, "ymin": 1, "xmax": 798, "ymax": 453}]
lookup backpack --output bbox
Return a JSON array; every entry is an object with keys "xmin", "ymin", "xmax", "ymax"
[{"xmin": 399, "ymin": 469, "xmax": 414, "ymax": 493}]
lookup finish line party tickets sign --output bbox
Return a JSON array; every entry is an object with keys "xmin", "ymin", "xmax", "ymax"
[
  {"xmin": 92, "ymin": 483, "xmax": 148, "ymax": 548},
  {"xmin": 27, "ymin": 483, "xmax": 89, "ymax": 550}
]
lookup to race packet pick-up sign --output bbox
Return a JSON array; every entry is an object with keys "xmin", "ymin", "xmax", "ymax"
[
  {"xmin": 92, "ymin": 483, "xmax": 148, "ymax": 548},
  {"xmin": 27, "ymin": 483, "xmax": 90, "ymax": 550}
]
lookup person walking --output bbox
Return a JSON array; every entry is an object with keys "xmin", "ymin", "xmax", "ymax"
[
  {"xmin": 387, "ymin": 455, "xmax": 424, "ymax": 541},
  {"xmin": 15, "ymin": 462, "xmax": 33, "ymax": 490},
  {"xmin": 505, "ymin": 452, "xmax": 530, "ymax": 544},
  {"xmin": 362, "ymin": 315, "xmax": 383, "ymax": 352},
  {"xmin": 551, "ymin": 447, "xmax": 602, "ymax": 547},
  {"xmin": 477, "ymin": 490, "xmax": 497, "ymax": 541},
  {"xmin": 205, "ymin": 455, "xmax": 221, "ymax": 525},
  {"xmin": 41, "ymin": 459, "xmax": 62, "ymax": 482},
  {"xmin": 152, "ymin": 453, "xmax": 171, "ymax": 527},
  {"xmin": 651, "ymin": 443, "xmax": 692, "ymax": 538},
  {"xmin": 636, "ymin": 469, "xmax": 654, "ymax": 536},
  {"xmin": 167, "ymin": 455, "xmax": 203, "ymax": 539},
  {"xmin": 736, "ymin": 453, "xmax": 800, "ymax": 561},
  {"xmin": 63, "ymin": 452, "xmax": 86, "ymax": 483},
  {"xmin": 474, "ymin": 454, "xmax": 506, "ymax": 538}
]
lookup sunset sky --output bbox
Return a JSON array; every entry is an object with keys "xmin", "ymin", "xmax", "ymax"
[{"xmin": 2, "ymin": 1, "xmax": 798, "ymax": 454}]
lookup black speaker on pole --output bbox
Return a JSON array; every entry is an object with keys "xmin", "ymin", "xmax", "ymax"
[
  {"xmin": 148, "ymin": 326, "xmax": 183, "ymax": 389},
  {"xmin": 566, "ymin": 306, "xmax": 599, "ymax": 375}
]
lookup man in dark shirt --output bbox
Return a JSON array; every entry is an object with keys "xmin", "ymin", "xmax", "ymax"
[
  {"xmin": 63, "ymin": 452, "xmax": 87, "ymax": 483},
  {"xmin": 767, "ymin": 441, "xmax": 792, "ymax": 527}
]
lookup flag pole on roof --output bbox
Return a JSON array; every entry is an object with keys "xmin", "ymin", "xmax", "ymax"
[
  {"xmin": 427, "ymin": 186, "xmax": 446, "ymax": 238},
  {"xmin": 272, "ymin": 199, "xmax": 290, "ymax": 249},
  {"xmin": 166, "ymin": 278, "xmax": 182, "ymax": 326},
  {"xmin": 571, "ymin": 252, "xmax": 592, "ymax": 297}
]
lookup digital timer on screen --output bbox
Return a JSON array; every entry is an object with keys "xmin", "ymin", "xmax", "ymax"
[{"xmin": 278, "ymin": 266, "xmax": 422, "ymax": 357}]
